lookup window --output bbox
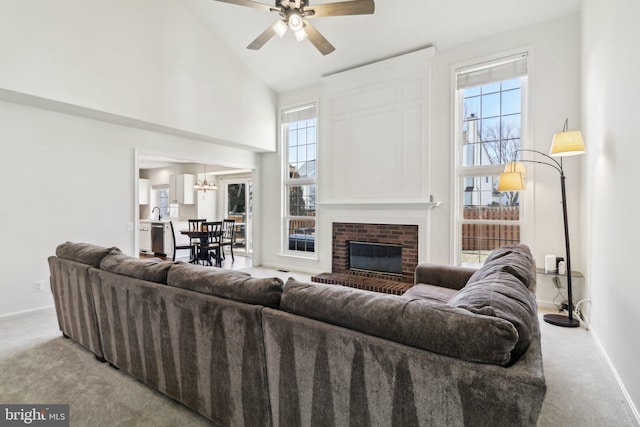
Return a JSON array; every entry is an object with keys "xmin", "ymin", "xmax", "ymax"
[
  {"xmin": 282, "ymin": 104, "xmax": 317, "ymax": 254},
  {"xmin": 153, "ymin": 186, "xmax": 178, "ymax": 219},
  {"xmin": 455, "ymin": 54, "xmax": 528, "ymax": 266}
]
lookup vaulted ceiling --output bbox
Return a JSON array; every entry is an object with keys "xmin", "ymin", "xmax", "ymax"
[{"xmin": 182, "ymin": 0, "xmax": 582, "ymax": 93}]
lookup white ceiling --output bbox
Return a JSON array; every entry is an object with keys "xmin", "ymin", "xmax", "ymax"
[{"xmin": 182, "ymin": 0, "xmax": 582, "ymax": 93}]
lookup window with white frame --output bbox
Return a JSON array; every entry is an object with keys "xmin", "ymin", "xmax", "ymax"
[
  {"xmin": 282, "ymin": 104, "xmax": 317, "ymax": 254},
  {"xmin": 455, "ymin": 53, "xmax": 528, "ymax": 266}
]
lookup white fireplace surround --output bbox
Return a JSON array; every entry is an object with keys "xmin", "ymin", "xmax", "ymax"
[{"xmin": 317, "ymin": 201, "xmax": 439, "ymax": 274}]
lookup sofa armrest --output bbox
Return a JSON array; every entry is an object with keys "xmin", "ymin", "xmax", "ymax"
[{"xmin": 414, "ymin": 263, "xmax": 477, "ymax": 290}]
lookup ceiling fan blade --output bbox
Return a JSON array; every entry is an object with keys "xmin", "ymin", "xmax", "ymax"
[
  {"xmin": 211, "ymin": 0, "xmax": 273, "ymax": 12},
  {"xmin": 306, "ymin": 0, "xmax": 374, "ymax": 18},
  {"xmin": 247, "ymin": 24, "xmax": 277, "ymax": 50},
  {"xmin": 280, "ymin": 0, "xmax": 290, "ymax": 6},
  {"xmin": 303, "ymin": 20, "xmax": 335, "ymax": 55}
]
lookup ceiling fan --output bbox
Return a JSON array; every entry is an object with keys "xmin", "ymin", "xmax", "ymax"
[{"xmin": 212, "ymin": 0, "xmax": 375, "ymax": 55}]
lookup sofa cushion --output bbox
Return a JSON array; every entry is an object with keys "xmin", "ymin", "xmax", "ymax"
[
  {"xmin": 281, "ymin": 278, "xmax": 519, "ymax": 366},
  {"xmin": 56, "ymin": 242, "xmax": 121, "ymax": 268},
  {"xmin": 402, "ymin": 283, "xmax": 458, "ymax": 303},
  {"xmin": 471, "ymin": 243, "xmax": 537, "ymax": 291},
  {"xmin": 449, "ymin": 271, "xmax": 537, "ymax": 363},
  {"xmin": 414, "ymin": 263, "xmax": 477, "ymax": 290},
  {"xmin": 100, "ymin": 254, "xmax": 173, "ymax": 284},
  {"xmin": 167, "ymin": 262, "xmax": 284, "ymax": 308}
]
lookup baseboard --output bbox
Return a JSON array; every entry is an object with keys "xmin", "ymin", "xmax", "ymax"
[
  {"xmin": 536, "ymin": 300, "xmax": 558, "ymax": 310},
  {"xmin": 0, "ymin": 305, "xmax": 55, "ymax": 320},
  {"xmin": 590, "ymin": 328, "xmax": 640, "ymax": 425}
]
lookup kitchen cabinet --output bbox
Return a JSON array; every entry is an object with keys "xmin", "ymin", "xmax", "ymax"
[
  {"xmin": 138, "ymin": 179, "xmax": 150, "ymax": 205},
  {"xmin": 139, "ymin": 221, "xmax": 151, "ymax": 253},
  {"xmin": 169, "ymin": 174, "xmax": 195, "ymax": 204}
]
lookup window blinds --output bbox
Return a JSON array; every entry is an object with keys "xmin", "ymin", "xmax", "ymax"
[
  {"xmin": 281, "ymin": 104, "xmax": 317, "ymax": 124},
  {"xmin": 456, "ymin": 53, "xmax": 528, "ymax": 90}
]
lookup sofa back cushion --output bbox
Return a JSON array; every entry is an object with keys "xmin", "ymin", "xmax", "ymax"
[
  {"xmin": 167, "ymin": 263, "xmax": 284, "ymax": 308},
  {"xmin": 281, "ymin": 278, "xmax": 519, "ymax": 366},
  {"xmin": 56, "ymin": 242, "xmax": 121, "ymax": 268},
  {"xmin": 448, "ymin": 244, "xmax": 538, "ymax": 364},
  {"xmin": 472, "ymin": 243, "xmax": 537, "ymax": 291},
  {"xmin": 100, "ymin": 254, "xmax": 173, "ymax": 284},
  {"xmin": 448, "ymin": 272, "xmax": 537, "ymax": 364}
]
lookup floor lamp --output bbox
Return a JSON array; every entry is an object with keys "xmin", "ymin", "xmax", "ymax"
[{"xmin": 498, "ymin": 119, "xmax": 585, "ymax": 328}]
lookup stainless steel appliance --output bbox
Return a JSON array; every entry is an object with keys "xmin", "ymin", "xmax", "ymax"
[{"xmin": 151, "ymin": 222, "xmax": 165, "ymax": 256}]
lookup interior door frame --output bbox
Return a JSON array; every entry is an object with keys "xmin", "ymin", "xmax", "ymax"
[{"xmin": 220, "ymin": 174, "xmax": 253, "ymax": 256}]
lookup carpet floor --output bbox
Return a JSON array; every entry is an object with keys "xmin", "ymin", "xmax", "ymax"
[{"xmin": 0, "ymin": 275, "xmax": 637, "ymax": 426}]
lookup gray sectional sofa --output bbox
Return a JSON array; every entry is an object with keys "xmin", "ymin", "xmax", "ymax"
[{"xmin": 49, "ymin": 242, "xmax": 546, "ymax": 426}]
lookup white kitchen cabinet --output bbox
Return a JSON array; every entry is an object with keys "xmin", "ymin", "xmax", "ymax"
[
  {"xmin": 139, "ymin": 221, "xmax": 151, "ymax": 253},
  {"xmin": 169, "ymin": 174, "xmax": 195, "ymax": 204},
  {"xmin": 138, "ymin": 179, "xmax": 150, "ymax": 204}
]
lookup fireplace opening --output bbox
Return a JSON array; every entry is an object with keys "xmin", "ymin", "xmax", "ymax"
[{"xmin": 348, "ymin": 241, "xmax": 402, "ymax": 276}]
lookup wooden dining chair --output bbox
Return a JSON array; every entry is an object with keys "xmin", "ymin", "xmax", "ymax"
[
  {"xmin": 200, "ymin": 221, "xmax": 222, "ymax": 266},
  {"xmin": 185, "ymin": 219, "xmax": 206, "ymax": 261},
  {"xmin": 220, "ymin": 219, "xmax": 236, "ymax": 262},
  {"xmin": 170, "ymin": 221, "xmax": 196, "ymax": 262}
]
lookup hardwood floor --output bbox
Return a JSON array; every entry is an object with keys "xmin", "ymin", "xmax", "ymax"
[{"xmin": 140, "ymin": 248, "xmax": 252, "ymax": 270}]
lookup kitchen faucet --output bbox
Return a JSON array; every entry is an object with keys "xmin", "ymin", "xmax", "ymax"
[{"xmin": 152, "ymin": 207, "xmax": 161, "ymax": 220}]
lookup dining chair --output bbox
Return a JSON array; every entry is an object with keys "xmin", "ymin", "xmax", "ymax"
[
  {"xmin": 200, "ymin": 221, "xmax": 222, "ymax": 266},
  {"xmin": 170, "ymin": 221, "xmax": 196, "ymax": 262},
  {"xmin": 186, "ymin": 219, "xmax": 206, "ymax": 261},
  {"xmin": 220, "ymin": 219, "xmax": 236, "ymax": 262},
  {"xmin": 189, "ymin": 219, "xmax": 207, "ymax": 232}
]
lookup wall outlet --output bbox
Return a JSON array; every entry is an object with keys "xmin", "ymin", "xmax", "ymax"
[
  {"xmin": 127, "ymin": 222, "xmax": 134, "ymax": 231},
  {"xmin": 33, "ymin": 280, "xmax": 45, "ymax": 293}
]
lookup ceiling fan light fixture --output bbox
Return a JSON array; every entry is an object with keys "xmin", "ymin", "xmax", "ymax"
[
  {"xmin": 221, "ymin": 0, "xmax": 376, "ymax": 55},
  {"xmin": 273, "ymin": 20, "xmax": 287, "ymax": 38},
  {"xmin": 288, "ymin": 11, "xmax": 304, "ymax": 32},
  {"xmin": 294, "ymin": 27, "xmax": 307, "ymax": 41}
]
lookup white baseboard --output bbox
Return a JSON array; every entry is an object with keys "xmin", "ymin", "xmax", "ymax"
[
  {"xmin": 590, "ymin": 328, "xmax": 640, "ymax": 425},
  {"xmin": 0, "ymin": 305, "xmax": 55, "ymax": 320},
  {"xmin": 536, "ymin": 300, "xmax": 558, "ymax": 310}
]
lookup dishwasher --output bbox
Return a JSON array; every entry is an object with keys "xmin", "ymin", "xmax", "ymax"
[{"xmin": 151, "ymin": 222, "xmax": 165, "ymax": 256}]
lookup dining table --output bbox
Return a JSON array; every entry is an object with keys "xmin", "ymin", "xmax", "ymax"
[{"xmin": 180, "ymin": 229, "xmax": 221, "ymax": 266}]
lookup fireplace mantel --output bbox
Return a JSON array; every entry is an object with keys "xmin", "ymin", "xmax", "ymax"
[{"xmin": 317, "ymin": 201, "xmax": 441, "ymax": 210}]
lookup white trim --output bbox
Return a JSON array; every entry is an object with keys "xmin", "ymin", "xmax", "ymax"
[
  {"xmin": 318, "ymin": 201, "xmax": 440, "ymax": 210},
  {"xmin": 590, "ymin": 328, "xmax": 640, "ymax": 425},
  {"xmin": 0, "ymin": 305, "xmax": 55, "ymax": 320}
]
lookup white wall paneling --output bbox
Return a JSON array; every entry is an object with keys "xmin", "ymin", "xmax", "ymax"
[{"xmin": 321, "ymin": 48, "xmax": 434, "ymax": 204}]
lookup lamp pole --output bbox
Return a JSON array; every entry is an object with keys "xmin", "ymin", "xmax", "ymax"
[
  {"xmin": 544, "ymin": 169, "xmax": 579, "ymax": 327},
  {"xmin": 509, "ymin": 150, "xmax": 580, "ymax": 327}
]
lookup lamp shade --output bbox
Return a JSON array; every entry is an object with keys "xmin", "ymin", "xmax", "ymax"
[
  {"xmin": 504, "ymin": 161, "xmax": 527, "ymax": 176},
  {"xmin": 498, "ymin": 171, "xmax": 525, "ymax": 191},
  {"xmin": 550, "ymin": 130, "xmax": 585, "ymax": 157}
]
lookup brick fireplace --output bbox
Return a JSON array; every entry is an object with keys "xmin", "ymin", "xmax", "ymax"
[{"xmin": 312, "ymin": 222, "xmax": 419, "ymax": 294}]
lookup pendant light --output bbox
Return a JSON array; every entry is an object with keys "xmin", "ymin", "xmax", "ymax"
[{"xmin": 193, "ymin": 164, "xmax": 217, "ymax": 192}]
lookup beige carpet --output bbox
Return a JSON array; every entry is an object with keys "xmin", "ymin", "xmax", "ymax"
[{"xmin": 0, "ymin": 304, "xmax": 637, "ymax": 426}]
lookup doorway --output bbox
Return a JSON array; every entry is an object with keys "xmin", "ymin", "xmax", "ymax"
[{"xmin": 222, "ymin": 176, "xmax": 253, "ymax": 256}]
